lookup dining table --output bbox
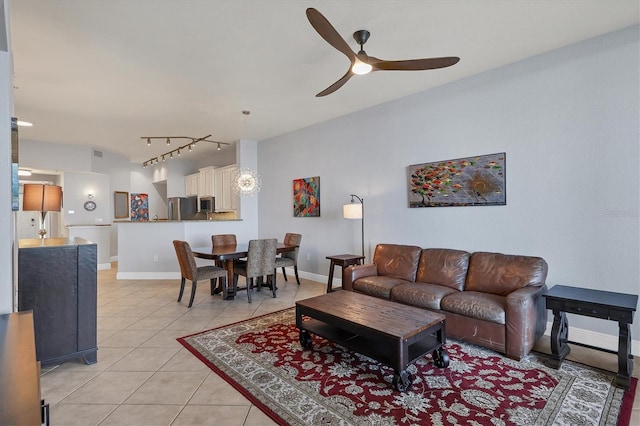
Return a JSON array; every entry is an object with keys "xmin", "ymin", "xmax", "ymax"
[{"xmin": 191, "ymin": 242, "xmax": 297, "ymax": 300}]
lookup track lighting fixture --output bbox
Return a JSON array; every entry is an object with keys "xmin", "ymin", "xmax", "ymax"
[{"xmin": 140, "ymin": 135, "xmax": 230, "ymax": 167}]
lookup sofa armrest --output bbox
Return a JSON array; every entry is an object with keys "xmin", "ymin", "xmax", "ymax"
[
  {"xmin": 505, "ymin": 284, "xmax": 547, "ymax": 360},
  {"xmin": 342, "ymin": 264, "xmax": 378, "ymax": 291}
]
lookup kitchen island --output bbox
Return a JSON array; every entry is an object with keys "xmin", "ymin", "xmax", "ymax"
[{"xmin": 116, "ymin": 219, "xmax": 258, "ymax": 279}]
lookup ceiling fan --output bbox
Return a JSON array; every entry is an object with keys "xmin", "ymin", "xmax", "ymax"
[{"xmin": 306, "ymin": 8, "xmax": 460, "ymax": 97}]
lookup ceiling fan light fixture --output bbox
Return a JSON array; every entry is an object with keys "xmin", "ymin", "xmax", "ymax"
[{"xmin": 352, "ymin": 60, "xmax": 372, "ymax": 75}]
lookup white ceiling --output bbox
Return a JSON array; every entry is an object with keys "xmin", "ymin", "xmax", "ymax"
[{"xmin": 9, "ymin": 1, "xmax": 639, "ymax": 166}]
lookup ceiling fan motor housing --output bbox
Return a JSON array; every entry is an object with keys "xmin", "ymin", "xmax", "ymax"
[{"xmin": 353, "ymin": 30, "xmax": 370, "ymax": 47}]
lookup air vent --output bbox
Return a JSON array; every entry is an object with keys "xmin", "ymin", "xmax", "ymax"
[{"xmin": 93, "ymin": 150, "xmax": 103, "ymax": 158}]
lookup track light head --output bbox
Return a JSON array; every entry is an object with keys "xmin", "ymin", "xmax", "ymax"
[
  {"xmin": 166, "ymin": 137, "xmax": 170, "ymax": 145},
  {"xmin": 147, "ymin": 138, "xmax": 151, "ymax": 146},
  {"xmin": 217, "ymin": 143, "xmax": 221, "ymax": 151}
]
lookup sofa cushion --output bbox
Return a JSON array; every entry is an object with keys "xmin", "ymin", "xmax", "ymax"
[
  {"xmin": 352, "ymin": 276, "xmax": 407, "ymax": 299},
  {"xmin": 416, "ymin": 248, "xmax": 470, "ymax": 291},
  {"xmin": 390, "ymin": 282, "xmax": 459, "ymax": 310},
  {"xmin": 441, "ymin": 291, "xmax": 506, "ymax": 324},
  {"xmin": 466, "ymin": 252, "xmax": 549, "ymax": 296},
  {"xmin": 372, "ymin": 244, "xmax": 422, "ymax": 282}
]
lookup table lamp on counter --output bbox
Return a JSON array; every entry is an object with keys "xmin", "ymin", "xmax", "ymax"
[{"xmin": 22, "ymin": 184, "xmax": 63, "ymax": 238}]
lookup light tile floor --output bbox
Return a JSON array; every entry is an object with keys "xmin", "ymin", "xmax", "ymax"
[{"xmin": 41, "ymin": 265, "xmax": 640, "ymax": 425}]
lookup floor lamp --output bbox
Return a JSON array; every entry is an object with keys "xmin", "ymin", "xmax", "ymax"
[
  {"xmin": 343, "ymin": 194, "xmax": 364, "ymax": 259},
  {"xmin": 22, "ymin": 184, "xmax": 63, "ymax": 238}
]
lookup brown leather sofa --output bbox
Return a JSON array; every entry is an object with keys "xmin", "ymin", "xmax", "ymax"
[{"xmin": 343, "ymin": 244, "xmax": 548, "ymax": 360}]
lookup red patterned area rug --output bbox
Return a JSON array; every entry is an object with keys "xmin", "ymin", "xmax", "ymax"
[{"xmin": 178, "ymin": 308, "xmax": 636, "ymax": 426}]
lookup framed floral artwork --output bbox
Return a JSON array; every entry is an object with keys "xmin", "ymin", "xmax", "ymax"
[
  {"xmin": 408, "ymin": 153, "xmax": 506, "ymax": 207},
  {"xmin": 130, "ymin": 193, "xmax": 149, "ymax": 221},
  {"xmin": 293, "ymin": 177, "xmax": 320, "ymax": 217}
]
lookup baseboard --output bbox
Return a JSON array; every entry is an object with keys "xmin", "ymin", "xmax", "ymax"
[
  {"xmin": 97, "ymin": 263, "xmax": 111, "ymax": 270},
  {"xmin": 288, "ymin": 268, "xmax": 331, "ymax": 287},
  {"xmin": 543, "ymin": 321, "xmax": 639, "ymax": 357}
]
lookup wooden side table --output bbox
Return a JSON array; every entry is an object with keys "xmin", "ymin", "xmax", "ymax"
[
  {"xmin": 543, "ymin": 285, "xmax": 638, "ymax": 389},
  {"xmin": 325, "ymin": 254, "xmax": 366, "ymax": 293}
]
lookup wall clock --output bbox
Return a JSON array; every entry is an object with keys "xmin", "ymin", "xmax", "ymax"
[{"xmin": 84, "ymin": 200, "xmax": 97, "ymax": 211}]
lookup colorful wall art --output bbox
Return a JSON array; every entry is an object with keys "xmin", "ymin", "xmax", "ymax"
[
  {"xmin": 130, "ymin": 193, "xmax": 149, "ymax": 221},
  {"xmin": 408, "ymin": 153, "xmax": 506, "ymax": 208},
  {"xmin": 293, "ymin": 177, "xmax": 320, "ymax": 217}
]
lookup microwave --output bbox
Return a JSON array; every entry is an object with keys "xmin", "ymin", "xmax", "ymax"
[{"xmin": 199, "ymin": 196, "xmax": 215, "ymax": 212}]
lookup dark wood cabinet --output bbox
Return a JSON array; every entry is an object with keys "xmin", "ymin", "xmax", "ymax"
[{"xmin": 18, "ymin": 238, "xmax": 98, "ymax": 366}]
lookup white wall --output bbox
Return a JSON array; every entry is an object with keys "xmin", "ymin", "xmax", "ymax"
[
  {"xmin": 258, "ymin": 26, "xmax": 639, "ymax": 337},
  {"xmin": 62, "ymin": 171, "xmax": 110, "ymax": 226}
]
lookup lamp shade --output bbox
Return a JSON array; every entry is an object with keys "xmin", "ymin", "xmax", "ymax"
[
  {"xmin": 343, "ymin": 202, "xmax": 362, "ymax": 219},
  {"xmin": 23, "ymin": 184, "xmax": 62, "ymax": 212}
]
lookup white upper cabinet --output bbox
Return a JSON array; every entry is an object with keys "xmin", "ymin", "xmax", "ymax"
[
  {"xmin": 198, "ymin": 166, "xmax": 215, "ymax": 197},
  {"xmin": 213, "ymin": 165, "xmax": 238, "ymax": 211},
  {"xmin": 185, "ymin": 173, "xmax": 199, "ymax": 197}
]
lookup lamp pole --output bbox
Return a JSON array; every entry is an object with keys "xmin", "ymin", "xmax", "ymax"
[{"xmin": 349, "ymin": 194, "xmax": 364, "ymax": 259}]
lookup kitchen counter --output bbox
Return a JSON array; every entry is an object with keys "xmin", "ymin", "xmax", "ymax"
[{"xmin": 116, "ymin": 219, "xmax": 256, "ymax": 279}]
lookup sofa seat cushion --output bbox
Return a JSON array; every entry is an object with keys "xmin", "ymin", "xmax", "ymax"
[
  {"xmin": 416, "ymin": 248, "xmax": 470, "ymax": 291},
  {"xmin": 390, "ymin": 282, "xmax": 459, "ymax": 310},
  {"xmin": 441, "ymin": 291, "xmax": 506, "ymax": 324},
  {"xmin": 352, "ymin": 276, "xmax": 408, "ymax": 299}
]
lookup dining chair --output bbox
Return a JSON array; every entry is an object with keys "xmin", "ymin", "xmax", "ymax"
[
  {"xmin": 212, "ymin": 234, "xmax": 237, "ymax": 247},
  {"xmin": 173, "ymin": 240, "xmax": 227, "ymax": 307},
  {"xmin": 274, "ymin": 233, "xmax": 302, "ymax": 285},
  {"xmin": 210, "ymin": 234, "xmax": 237, "ymax": 294},
  {"xmin": 233, "ymin": 238, "xmax": 277, "ymax": 303}
]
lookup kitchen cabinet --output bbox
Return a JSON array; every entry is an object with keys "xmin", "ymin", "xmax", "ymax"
[
  {"xmin": 185, "ymin": 173, "xmax": 199, "ymax": 196},
  {"xmin": 198, "ymin": 166, "xmax": 215, "ymax": 197},
  {"xmin": 214, "ymin": 165, "xmax": 239, "ymax": 211}
]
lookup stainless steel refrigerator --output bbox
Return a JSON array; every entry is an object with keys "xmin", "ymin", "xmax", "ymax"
[{"xmin": 167, "ymin": 196, "xmax": 197, "ymax": 220}]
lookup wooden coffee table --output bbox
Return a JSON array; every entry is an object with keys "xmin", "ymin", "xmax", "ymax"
[{"xmin": 295, "ymin": 291, "xmax": 449, "ymax": 392}]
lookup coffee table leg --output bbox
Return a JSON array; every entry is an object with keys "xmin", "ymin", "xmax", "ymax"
[
  {"xmin": 549, "ymin": 310, "xmax": 570, "ymax": 368},
  {"xmin": 393, "ymin": 370, "xmax": 413, "ymax": 392},
  {"xmin": 299, "ymin": 330, "xmax": 312, "ymax": 349}
]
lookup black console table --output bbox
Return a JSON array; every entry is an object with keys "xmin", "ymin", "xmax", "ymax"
[{"xmin": 543, "ymin": 285, "xmax": 638, "ymax": 389}]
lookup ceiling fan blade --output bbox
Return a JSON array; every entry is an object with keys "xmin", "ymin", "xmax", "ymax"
[
  {"xmin": 306, "ymin": 8, "xmax": 355, "ymax": 61},
  {"xmin": 316, "ymin": 69, "xmax": 354, "ymax": 97},
  {"xmin": 373, "ymin": 56, "xmax": 460, "ymax": 71}
]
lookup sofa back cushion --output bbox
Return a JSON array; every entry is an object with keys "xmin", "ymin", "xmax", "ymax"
[
  {"xmin": 373, "ymin": 244, "xmax": 422, "ymax": 282},
  {"xmin": 466, "ymin": 252, "xmax": 548, "ymax": 296},
  {"xmin": 416, "ymin": 248, "xmax": 470, "ymax": 291}
]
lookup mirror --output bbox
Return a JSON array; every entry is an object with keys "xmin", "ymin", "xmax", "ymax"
[{"xmin": 114, "ymin": 191, "xmax": 129, "ymax": 219}]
